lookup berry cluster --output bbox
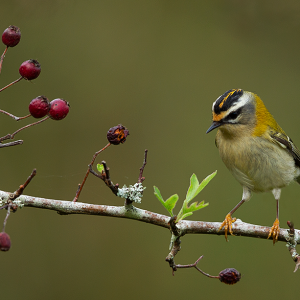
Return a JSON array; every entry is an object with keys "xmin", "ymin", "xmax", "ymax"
[
  {"xmin": 0, "ymin": 26, "xmax": 71, "ymax": 250},
  {"xmin": 0, "ymin": 25, "xmax": 70, "ymax": 149},
  {"xmin": 29, "ymin": 96, "xmax": 69, "ymax": 120}
]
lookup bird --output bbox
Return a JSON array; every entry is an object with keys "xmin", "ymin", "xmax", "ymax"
[{"xmin": 206, "ymin": 89, "xmax": 300, "ymax": 244}]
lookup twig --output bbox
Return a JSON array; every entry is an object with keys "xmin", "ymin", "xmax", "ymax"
[
  {"xmin": 0, "ymin": 46, "xmax": 8, "ymax": 73},
  {"xmin": 174, "ymin": 256, "xmax": 218, "ymax": 277},
  {"xmin": 2, "ymin": 205, "xmax": 10, "ymax": 232},
  {"xmin": 0, "ymin": 140, "xmax": 23, "ymax": 148},
  {"xmin": 168, "ymin": 215, "xmax": 180, "ymax": 236},
  {"xmin": 9, "ymin": 169, "xmax": 37, "ymax": 200},
  {"xmin": 165, "ymin": 236, "xmax": 181, "ymax": 275},
  {"xmin": 138, "ymin": 149, "xmax": 148, "ymax": 183},
  {"xmin": 0, "ymin": 110, "xmax": 31, "ymax": 121},
  {"xmin": 0, "ymin": 76, "xmax": 23, "ymax": 92},
  {"xmin": 0, "ymin": 116, "xmax": 49, "ymax": 142},
  {"xmin": 175, "ymin": 256, "xmax": 241, "ymax": 284},
  {"xmin": 286, "ymin": 221, "xmax": 300, "ymax": 272},
  {"xmin": 89, "ymin": 161, "xmax": 119, "ymax": 196},
  {"xmin": 73, "ymin": 143, "xmax": 111, "ymax": 202}
]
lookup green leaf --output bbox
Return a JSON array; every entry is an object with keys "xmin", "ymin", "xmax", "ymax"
[
  {"xmin": 185, "ymin": 173, "xmax": 200, "ymax": 203},
  {"xmin": 180, "ymin": 212, "xmax": 193, "ymax": 220},
  {"xmin": 97, "ymin": 163, "xmax": 104, "ymax": 173},
  {"xmin": 184, "ymin": 200, "xmax": 208, "ymax": 215},
  {"xmin": 186, "ymin": 171, "xmax": 217, "ymax": 204},
  {"xmin": 154, "ymin": 186, "xmax": 179, "ymax": 217},
  {"xmin": 176, "ymin": 171, "xmax": 216, "ymax": 222}
]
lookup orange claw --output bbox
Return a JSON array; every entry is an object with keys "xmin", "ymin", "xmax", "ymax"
[
  {"xmin": 219, "ymin": 213, "xmax": 236, "ymax": 241},
  {"xmin": 267, "ymin": 218, "xmax": 280, "ymax": 244}
]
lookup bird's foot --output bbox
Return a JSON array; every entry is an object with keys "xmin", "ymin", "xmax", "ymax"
[
  {"xmin": 219, "ymin": 213, "xmax": 236, "ymax": 242},
  {"xmin": 267, "ymin": 218, "xmax": 280, "ymax": 245}
]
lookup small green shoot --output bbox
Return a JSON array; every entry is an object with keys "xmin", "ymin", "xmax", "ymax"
[
  {"xmin": 97, "ymin": 163, "xmax": 104, "ymax": 173},
  {"xmin": 154, "ymin": 171, "xmax": 217, "ymax": 222}
]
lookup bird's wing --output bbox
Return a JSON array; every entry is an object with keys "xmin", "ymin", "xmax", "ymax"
[{"xmin": 270, "ymin": 130, "xmax": 300, "ymax": 168}]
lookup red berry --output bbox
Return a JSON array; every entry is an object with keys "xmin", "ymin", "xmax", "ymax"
[
  {"xmin": 0, "ymin": 232, "xmax": 11, "ymax": 251},
  {"xmin": 29, "ymin": 96, "xmax": 50, "ymax": 118},
  {"xmin": 2, "ymin": 26, "xmax": 21, "ymax": 47},
  {"xmin": 19, "ymin": 59, "xmax": 41, "ymax": 80},
  {"xmin": 48, "ymin": 98, "xmax": 69, "ymax": 120}
]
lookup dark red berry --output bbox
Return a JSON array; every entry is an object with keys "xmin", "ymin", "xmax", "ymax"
[
  {"xmin": 0, "ymin": 232, "xmax": 11, "ymax": 251},
  {"xmin": 218, "ymin": 268, "xmax": 241, "ymax": 285},
  {"xmin": 29, "ymin": 96, "xmax": 50, "ymax": 118},
  {"xmin": 48, "ymin": 98, "xmax": 69, "ymax": 120},
  {"xmin": 2, "ymin": 26, "xmax": 21, "ymax": 47},
  {"xmin": 19, "ymin": 59, "xmax": 41, "ymax": 80},
  {"xmin": 107, "ymin": 124, "xmax": 129, "ymax": 145}
]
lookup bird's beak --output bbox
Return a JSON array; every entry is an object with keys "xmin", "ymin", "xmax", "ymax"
[{"xmin": 206, "ymin": 121, "xmax": 222, "ymax": 134}]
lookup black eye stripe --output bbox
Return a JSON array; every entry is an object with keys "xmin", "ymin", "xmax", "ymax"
[{"xmin": 229, "ymin": 111, "xmax": 239, "ymax": 119}]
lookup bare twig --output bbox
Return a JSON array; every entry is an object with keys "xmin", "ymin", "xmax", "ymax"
[
  {"xmin": 0, "ymin": 140, "xmax": 23, "ymax": 148},
  {"xmin": 0, "ymin": 110, "xmax": 31, "ymax": 121},
  {"xmin": 0, "ymin": 76, "xmax": 23, "ymax": 92},
  {"xmin": 138, "ymin": 149, "xmax": 148, "ymax": 183},
  {"xmin": 168, "ymin": 215, "xmax": 180, "ymax": 236},
  {"xmin": 9, "ymin": 169, "xmax": 37, "ymax": 200},
  {"xmin": 165, "ymin": 237, "xmax": 181, "ymax": 275},
  {"xmin": 175, "ymin": 256, "xmax": 241, "ymax": 285},
  {"xmin": 286, "ymin": 221, "xmax": 300, "ymax": 272},
  {"xmin": 174, "ymin": 256, "xmax": 219, "ymax": 277},
  {"xmin": 2, "ymin": 205, "xmax": 10, "ymax": 232},
  {"xmin": 73, "ymin": 143, "xmax": 111, "ymax": 202},
  {"xmin": 0, "ymin": 46, "xmax": 8, "ymax": 73},
  {"xmin": 0, "ymin": 116, "xmax": 49, "ymax": 142}
]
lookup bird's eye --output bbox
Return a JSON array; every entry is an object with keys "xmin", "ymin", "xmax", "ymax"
[{"xmin": 228, "ymin": 110, "xmax": 239, "ymax": 120}]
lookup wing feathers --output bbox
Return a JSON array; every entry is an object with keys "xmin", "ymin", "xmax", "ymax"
[{"xmin": 270, "ymin": 130, "xmax": 300, "ymax": 168}]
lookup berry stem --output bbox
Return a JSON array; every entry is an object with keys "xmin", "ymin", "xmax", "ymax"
[
  {"xmin": 0, "ymin": 76, "xmax": 23, "ymax": 93},
  {"xmin": 0, "ymin": 46, "xmax": 8, "ymax": 74},
  {"xmin": 0, "ymin": 110, "xmax": 31, "ymax": 121},
  {"xmin": 0, "ymin": 116, "xmax": 49, "ymax": 142},
  {"xmin": 73, "ymin": 143, "xmax": 111, "ymax": 202},
  {"xmin": 194, "ymin": 266, "xmax": 219, "ymax": 279},
  {"xmin": 2, "ymin": 205, "xmax": 10, "ymax": 232},
  {"xmin": 175, "ymin": 255, "xmax": 219, "ymax": 279},
  {"xmin": 17, "ymin": 114, "xmax": 31, "ymax": 120}
]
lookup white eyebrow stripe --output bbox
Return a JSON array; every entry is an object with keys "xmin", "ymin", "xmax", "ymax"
[
  {"xmin": 222, "ymin": 93, "xmax": 251, "ymax": 117},
  {"xmin": 212, "ymin": 96, "xmax": 221, "ymax": 111}
]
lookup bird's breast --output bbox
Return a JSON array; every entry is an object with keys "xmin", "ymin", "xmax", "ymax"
[{"xmin": 215, "ymin": 130, "xmax": 298, "ymax": 192}]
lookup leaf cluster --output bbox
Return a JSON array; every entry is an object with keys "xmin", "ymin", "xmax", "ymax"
[{"xmin": 154, "ymin": 171, "xmax": 216, "ymax": 222}]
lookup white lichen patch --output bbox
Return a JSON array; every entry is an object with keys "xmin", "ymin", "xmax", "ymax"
[
  {"xmin": 13, "ymin": 199, "xmax": 24, "ymax": 209},
  {"xmin": 117, "ymin": 183, "xmax": 146, "ymax": 203}
]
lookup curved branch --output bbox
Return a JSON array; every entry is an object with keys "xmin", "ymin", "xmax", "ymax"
[{"xmin": 0, "ymin": 190, "xmax": 299, "ymax": 244}]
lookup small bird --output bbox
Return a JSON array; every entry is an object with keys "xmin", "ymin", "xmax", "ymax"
[{"xmin": 206, "ymin": 89, "xmax": 300, "ymax": 243}]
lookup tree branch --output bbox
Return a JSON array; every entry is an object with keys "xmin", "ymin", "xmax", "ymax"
[{"xmin": 0, "ymin": 190, "xmax": 299, "ymax": 244}]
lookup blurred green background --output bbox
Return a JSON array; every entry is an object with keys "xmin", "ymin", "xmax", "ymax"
[{"xmin": 1, "ymin": 0, "xmax": 300, "ymax": 298}]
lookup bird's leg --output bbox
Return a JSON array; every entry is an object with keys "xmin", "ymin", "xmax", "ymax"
[
  {"xmin": 219, "ymin": 186, "xmax": 251, "ymax": 241},
  {"xmin": 268, "ymin": 189, "xmax": 281, "ymax": 244}
]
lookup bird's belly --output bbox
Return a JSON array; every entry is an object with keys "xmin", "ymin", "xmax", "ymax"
[{"xmin": 218, "ymin": 136, "xmax": 297, "ymax": 192}]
